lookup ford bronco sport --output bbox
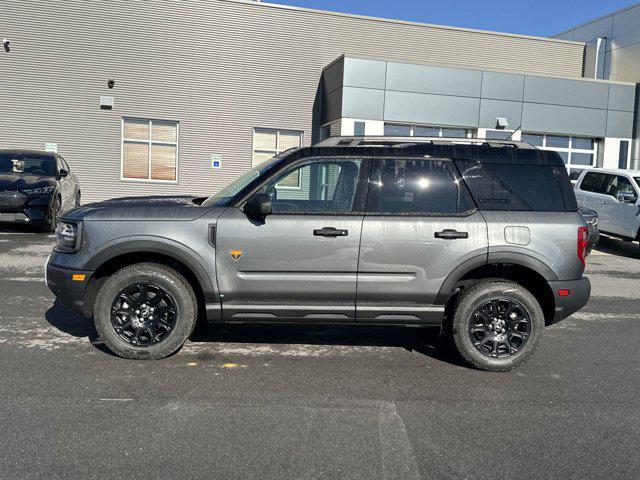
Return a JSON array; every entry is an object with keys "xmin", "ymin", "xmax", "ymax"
[{"xmin": 46, "ymin": 137, "xmax": 591, "ymax": 371}]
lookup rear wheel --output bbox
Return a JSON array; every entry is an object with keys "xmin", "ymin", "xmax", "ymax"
[
  {"xmin": 451, "ymin": 280, "xmax": 544, "ymax": 372},
  {"xmin": 93, "ymin": 263, "xmax": 197, "ymax": 360}
]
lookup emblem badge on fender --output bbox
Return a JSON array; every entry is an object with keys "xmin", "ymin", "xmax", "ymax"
[{"xmin": 229, "ymin": 249, "xmax": 244, "ymax": 261}]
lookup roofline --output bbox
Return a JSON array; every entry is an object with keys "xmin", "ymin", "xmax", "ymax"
[
  {"xmin": 219, "ymin": 0, "xmax": 584, "ymax": 46},
  {"xmin": 328, "ymin": 54, "xmax": 636, "ymax": 86},
  {"xmin": 554, "ymin": 1, "xmax": 640, "ymax": 37}
]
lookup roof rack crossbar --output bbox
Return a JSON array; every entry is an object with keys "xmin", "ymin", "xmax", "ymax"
[{"xmin": 315, "ymin": 136, "xmax": 535, "ymax": 149}]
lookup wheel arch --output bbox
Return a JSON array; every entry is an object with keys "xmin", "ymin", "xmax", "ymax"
[
  {"xmin": 82, "ymin": 240, "xmax": 217, "ymax": 320},
  {"xmin": 436, "ymin": 252, "xmax": 557, "ymax": 326}
]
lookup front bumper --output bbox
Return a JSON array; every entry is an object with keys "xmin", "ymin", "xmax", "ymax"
[
  {"xmin": 548, "ymin": 277, "xmax": 591, "ymax": 324},
  {"xmin": 0, "ymin": 192, "xmax": 52, "ymax": 224},
  {"xmin": 46, "ymin": 262, "xmax": 93, "ymax": 316}
]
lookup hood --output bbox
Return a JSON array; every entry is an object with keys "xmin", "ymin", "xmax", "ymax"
[
  {"xmin": 62, "ymin": 195, "xmax": 213, "ymax": 222},
  {"xmin": 0, "ymin": 173, "xmax": 55, "ymax": 192}
]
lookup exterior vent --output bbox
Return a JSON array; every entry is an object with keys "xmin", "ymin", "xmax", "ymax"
[{"xmin": 99, "ymin": 96, "xmax": 114, "ymax": 110}]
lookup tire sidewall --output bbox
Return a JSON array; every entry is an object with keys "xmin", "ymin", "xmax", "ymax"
[
  {"xmin": 94, "ymin": 264, "xmax": 196, "ymax": 360},
  {"xmin": 453, "ymin": 282, "xmax": 544, "ymax": 371}
]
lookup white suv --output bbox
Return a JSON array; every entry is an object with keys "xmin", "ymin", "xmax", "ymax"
[{"xmin": 574, "ymin": 168, "xmax": 640, "ymax": 242}]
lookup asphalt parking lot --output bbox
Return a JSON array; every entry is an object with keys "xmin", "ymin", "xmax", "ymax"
[{"xmin": 1, "ymin": 227, "xmax": 639, "ymax": 480}]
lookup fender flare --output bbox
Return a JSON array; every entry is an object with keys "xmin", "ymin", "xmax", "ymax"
[
  {"xmin": 84, "ymin": 237, "xmax": 217, "ymax": 303},
  {"xmin": 434, "ymin": 251, "xmax": 557, "ymax": 305}
]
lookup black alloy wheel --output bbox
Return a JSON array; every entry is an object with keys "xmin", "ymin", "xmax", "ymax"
[
  {"xmin": 469, "ymin": 298, "xmax": 531, "ymax": 358},
  {"xmin": 110, "ymin": 283, "xmax": 178, "ymax": 346},
  {"xmin": 451, "ymin": 280, "xmax": 544, "ymax": 371}
]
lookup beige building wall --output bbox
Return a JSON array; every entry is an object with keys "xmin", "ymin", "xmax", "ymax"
[{"xmin": 0, "ymin": 0, "xmax": 585, "ymax": 202}]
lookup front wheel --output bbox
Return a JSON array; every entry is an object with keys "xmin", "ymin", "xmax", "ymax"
[
  {"xmin": 93, "ymin": 263, "xmax": 197, "ymax": 360},
  {"xmin": 451, "ymin": 280, "xmax": 544, "ymax": 372},
  {"xmin": 45, "ymin": 196, "xmax": 61, "ymax": 232}
]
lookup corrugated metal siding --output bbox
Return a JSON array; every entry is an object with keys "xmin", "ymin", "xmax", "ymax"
[{"xmin": 0, "ymin": 0, "xmax": 585, "ymax": 203}]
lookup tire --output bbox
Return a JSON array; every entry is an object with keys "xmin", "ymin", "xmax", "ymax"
[
  {"xmin": 45, "ymin": 196, "xmax": 61, "ymax": 232},
  {"xmin": 451, "ymin": 280, "xmax": 544, "ymax": 372},
  {"xmin": 93, "ymin": 263, "xmax": 197, "ymax": 360}
]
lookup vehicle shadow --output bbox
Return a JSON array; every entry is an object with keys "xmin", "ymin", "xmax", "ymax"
[
  {"xmin": 44, "ymin": 301, "xmax": 113, "ymax": 355},
  {"xmin": 45, "ymin": 301, "xmax": 465, "ymax": 365},
  {"xmin": 190, "ymin": 321, "xmax": 465, "ymax": 367},
  {"xmin": 0, "ymin": 223, "xmax": 46, "ymax": 234},
  {"xmin": 593, "ymin": 236, "xmax": 640, "ymax": 259}
]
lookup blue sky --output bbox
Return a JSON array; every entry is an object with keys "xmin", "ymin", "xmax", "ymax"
[{"xmin": 268, "ymin": 0, "xmax": 635, "ymax": 37}]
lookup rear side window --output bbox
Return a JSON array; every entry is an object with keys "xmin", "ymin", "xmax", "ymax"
[
  {"xmin": 455, "ymin": 159, "xmax": 570, "ymax": 212},
  {"xmin": 366, "ymin": 158, "xmax": 473, "ymax": 215},
  {"xmin": 580, "ymin": 172, "xmax": 610, "ymax": 194}
]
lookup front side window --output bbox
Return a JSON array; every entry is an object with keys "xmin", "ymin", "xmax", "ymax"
[
  {"xmin": 605, "ymin": 175, "xmax": 637, "ymax": 199},
  {"xmin": 259, "ymin": 158, "xmax": 363, "ymax": 214},
  {"xmin": 253, "ymin": 128, "xmax": 303, "ymax": 188},
  {"xmin": 366, "ymin": 158, "xmax": 472, "ymax": 215},
  {"xmin": 122, "ymin": 118, "xmax": 178, "ymax": 181}
]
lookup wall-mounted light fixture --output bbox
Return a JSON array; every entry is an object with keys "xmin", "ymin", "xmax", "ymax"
[
  {"xmin": 2, "ymin": 38, "xmax": 10, "ymax": 52},
  {"xmin": 107, "ymin": 79, "xmax": 115, "ymax": 89},
  {"xmin": 495, "ymin": 117, "xmax": 509, "ymax": 130}
]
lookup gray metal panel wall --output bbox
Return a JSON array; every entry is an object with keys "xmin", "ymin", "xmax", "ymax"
[
  {"xmin": 0, "ymin": 0, "xmax": 585, "ymax": 202},
  {"xmin": 330, "ymin": 56, "xmax": 636, "ymax": 139}
]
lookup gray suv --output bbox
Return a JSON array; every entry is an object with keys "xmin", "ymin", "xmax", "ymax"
[{"xmin": 46, "ymin": 137, "xmax": 591, "ymax": 371}]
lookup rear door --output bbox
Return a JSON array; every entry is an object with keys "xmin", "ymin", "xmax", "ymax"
[
  {"xmin": 215, "ymin": 156, "xmax": 369, "ymax": 322},
  {"xmin": 356, "ymin": 157, "xmax": 488, "ymax": 324}
]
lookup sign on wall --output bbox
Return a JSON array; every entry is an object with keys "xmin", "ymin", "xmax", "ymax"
[
  {"xmin": 211, "ymin": 154, "xmax": 222, "ymax": 169},
  {"xmin": 44, "ymin": 143, "xmax": 58, "ymax": 153}
]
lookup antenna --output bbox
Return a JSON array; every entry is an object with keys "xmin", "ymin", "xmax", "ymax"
[{"xmin": 506, "ymin": 125, "xmax": 522, "ymax": 141}]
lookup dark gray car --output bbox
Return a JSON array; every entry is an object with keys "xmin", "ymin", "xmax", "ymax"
[{"xmin": 46, "ymin": 137, "xmax": 591, "ymax": 371}]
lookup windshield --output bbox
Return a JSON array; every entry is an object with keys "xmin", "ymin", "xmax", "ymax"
[
  {"xmin": 0, "ymin": 153, "xmax": 56, "ymax": 177},
  {"xmin": 202, "ymin": 156, "xmax": 281, "ymax": 207},
  {"xmin": 634, "ymin": 177, "xmax": 640, "ymax": 186}
]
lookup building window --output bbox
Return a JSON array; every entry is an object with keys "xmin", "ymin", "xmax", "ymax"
[
  {"xmin": 521, "ymin": 133, "xmax": 598, "ymax": 182},
  {"xmin": 354, "ymin": 121, "xmax": 366, "ymax": 136},
  {"xmin": 484, "ymin": 129, "xmax": 513, "ymax": 140},
  {"xmin": 619, "ymin": 141, "xmax": 630, "ymax": 169},
  {"xmin": 384, "ymin": 123, "xmax": 473, "ymax": 138},
  {"xmin": 253, "ymin": 128, "xmax": 303, "ymax": 188},
  {"xmin": 122, "ymin": 118, "xmax": 178, "ymax": 182}
]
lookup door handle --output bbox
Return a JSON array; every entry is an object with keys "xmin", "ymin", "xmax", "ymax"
[
  {"xmin": 435, "ymin": 229, "xmax": 469, "ymax": 240},
  {"xmin": 314, "ymin": 227, "xmax": 348, "ymax": 237},
  {"xmin": 600, "ymin": 200, "xmax": 608, "ymax": 205}
]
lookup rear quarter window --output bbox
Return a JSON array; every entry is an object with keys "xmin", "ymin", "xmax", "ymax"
[{"xmin": 455, "ymin": 159, "xmax": 573, "ymax": 212}]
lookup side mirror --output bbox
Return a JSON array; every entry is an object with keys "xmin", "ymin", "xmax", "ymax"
[
  {"xmin": 58, "ymin": 169, "xmax": 68, "ymax": 178},
  {"xmin": 617, "ymin": 191, "xmax": 637, "ymax": 204},
  {"xmin": 244, "ymin": 193, "xmax": 272, "ymax": 218}
]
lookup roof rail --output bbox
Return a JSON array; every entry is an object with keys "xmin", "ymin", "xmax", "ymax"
[{"xmin": 314, "ymin": 136, "xmax": 536, "ymax": 149}]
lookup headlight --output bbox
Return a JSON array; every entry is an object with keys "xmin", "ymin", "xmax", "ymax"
[
  {"xmin": 55, "ymin": 221, "xmax": 79, "ymax": 252},
  {"xmin": 22, "ymin": 186, "xmax": 54, "ymax": 195}
]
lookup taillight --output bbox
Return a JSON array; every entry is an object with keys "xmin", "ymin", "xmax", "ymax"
[{"xmin": 577, "ymin": 226, "xmax": 589, "ymax": 266}]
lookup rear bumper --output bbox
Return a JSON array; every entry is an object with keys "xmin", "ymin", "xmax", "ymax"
[
  {"xmin": 46, "ymin": 262, "xmax": 92, "ymax": 316},
  {"xmin": 548, "ymin": 277, "xmax": 591, "ymax": 324}
]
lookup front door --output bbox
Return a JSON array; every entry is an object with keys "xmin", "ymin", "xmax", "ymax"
[
  {"xmin": 215, "ymin": 156, "xmax": 369, "ymax": 322},
  {"xmin": 356, "ymin": 157, "xmax": 488, "ymax": 324},
  {"xmin": 602, "ymin": 174, "xmax": 639, "ymax": 238}
]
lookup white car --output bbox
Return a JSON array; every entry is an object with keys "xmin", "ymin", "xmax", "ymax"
[{"xmin": 574, "ymin": 168, "xmax": 640, "ymax": 243}]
